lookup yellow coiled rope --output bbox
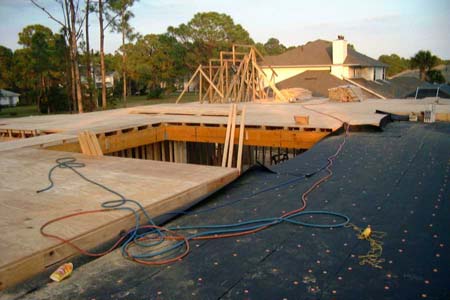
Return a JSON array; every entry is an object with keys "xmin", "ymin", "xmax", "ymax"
[{"xmin": 345, "ymin": 223, "xmax": 386, "ymax": 269}]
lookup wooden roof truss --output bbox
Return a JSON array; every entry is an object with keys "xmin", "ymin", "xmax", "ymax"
[{"xmin": 176, "ymin": 45, "xmax": 286, "ymax": 103}]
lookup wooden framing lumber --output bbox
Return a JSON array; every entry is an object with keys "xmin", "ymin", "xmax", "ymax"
[
  {"xmin": 198, "ymin": 68, "xmax": 224, "ymax": 99},
  {"xmin": 237, "ymin": 105, "xmax": 247, "ymax": 174},
  {"xmin": 176, "ymin": 44, "xmax": 286, "ymax": 103},
  {"xmin": 0, "ymin": 149, "xmax": 239, "ymax": 290},
  {"xmin": 221, "ymin": 104, "xmax": 234, "ymax": 167},
  {"xmin": 253, "ymin": 62, "xmax": 286, "ymax": 102},
  {"xmin": 176, "ymin": 66, "xmax": 201, "ymax": 104},
  {"xmin": 227, "ymin": 104, "xmax": 237, "ymax": 168},
  {"xmin": 165, "ymin": 125, "xmax": 330, "ymax": 149},
  {"xmin": 78, "ymin": 131, "xmax": 103, "ymax": 156}
]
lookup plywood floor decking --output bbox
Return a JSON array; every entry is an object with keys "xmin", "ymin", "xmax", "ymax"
[
  {"xmin": 0, "ymin": 148, "xmax": 238, "ymax": 289},
  {"xmin": 3, "ymin": 122, "xmax": 448, "ymax": 300},
  {"xmin": 0, "ymin": 99, "xmax": 449, "ymax": 292},
  {"xmin": 2, "ymin": 99, "xmax": 449, "ymax": 139}
]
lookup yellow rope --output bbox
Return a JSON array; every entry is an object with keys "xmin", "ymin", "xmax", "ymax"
[{"xmin": 345, "ymin": 223, "xmax": 386, "ymax": 269}]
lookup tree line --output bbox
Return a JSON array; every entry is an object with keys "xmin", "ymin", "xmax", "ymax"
[
  {"xmin": 378, "ymin": 51, "xmax": 447, "ymax": 83},
  {"xmin": 0, "ymin": 3, "xmax": 447, "ymax": 114},
  {"xmin": 0, "ymin": 6, "xmax": 290, "ymax": 114}
]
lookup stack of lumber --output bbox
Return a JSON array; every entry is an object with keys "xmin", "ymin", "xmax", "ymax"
[
  {"xmin": 328, "ymin": 85, "xmax": 365, "ymax": 102},
  {"xmin": 276, "ymin": 88, "xmax": 312, "ymax": 102},
  {"xmin": 78, "ymin": 131, "xmax": 103, "ymax": 156},
  {"xmin": 293, "ymin": 115, "xmax": 309, "ymax": 125}
]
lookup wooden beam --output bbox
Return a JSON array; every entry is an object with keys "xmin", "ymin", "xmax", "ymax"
[
  {"xmin": 78, "ymin": 131, "xmax": 103, "ymax": 156},
  {"xmin": 201, "ymin": 65, "xmax": 223, "ymax": 103},
  {"xmin": 176, "ymin": 66, "xmax": 201, "ymax": 104},
  {"xmin": 199, "ymin": 71, "xmax": 202, "ymax": 103},
  {"xmin": 237, "ymin": 105, "xmax": 247, "ymax": 173},
  {"xmin": 198, "ymin": 68, "xmax": 224, "ymax": 99},
  {"xmin": 165, "ymin": 125, "xmax": 329, "ymax": 149},
  {"xmin": 96, "ymin": 127, "xmax": 164, "ymax": 154},
  {"xmin": 224, "ymin": 58, "xmax": 246, "ymax": 101},
  {"xmin": 222, "ymin": 104, "xmax": 234, "ymax": 167},
  {"xmin": 253, "ymin": 63, "xmax": 286, "ymax": 101},
  {"xmin": 227, "ymin": 104, "xmax": 237, "ymax": 168}
]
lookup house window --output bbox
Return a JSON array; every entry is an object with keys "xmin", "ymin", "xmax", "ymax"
[{"xmin": 353, "ymin": 67, "xmax": 361, "ymax": 78}]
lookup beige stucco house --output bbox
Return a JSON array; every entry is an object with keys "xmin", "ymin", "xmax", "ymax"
[
  {"xmin": 262, "ymin": 36, "xmax": 387, "ymax": 83},
  {"xmin": 259, "ymin": 36, "xmax": 413, "ymax": 98}
]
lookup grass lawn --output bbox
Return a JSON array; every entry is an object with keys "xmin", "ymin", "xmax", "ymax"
[
  {"xmin": 0, "ymin": 105, "xmax": 40, "ymax": 118},
  {"xmin": 108, "ymin": 92, "xmax": 199, "ymax": 109},
  {"xmin": 0, "ymin": 92, "xmax": 199, "ymax": 119}
]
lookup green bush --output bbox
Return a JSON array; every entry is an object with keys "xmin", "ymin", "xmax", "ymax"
[
  {"xmin": 40, "ymin": 86, "xmax": 70, "ymax": 113},
  {"xmin": 107, "ymin": 95, "xmax": 119, "ymax": 108},
  {"xmin": 146, "ymin": 87, "xmax": 164, "ymax": 99},
  {"xmin": 426, "ymin": 70, "xmax": 446, "ymax": 84}
]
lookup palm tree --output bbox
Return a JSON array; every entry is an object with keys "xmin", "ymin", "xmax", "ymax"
[{"xmin": 410, "ymin": 50, "xmax": 438, "ymax": 81}]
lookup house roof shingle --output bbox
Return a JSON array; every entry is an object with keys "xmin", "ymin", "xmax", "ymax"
[
  {"xmin": 0, "ymin": 89, "xmax": 20, "ymax": 97},
  {"xmin": 276, "ymin": 71, "xmax": 426, "ymax": 99},
  {"xmin": 350, "ymin": 77, "xmax": 428, "ymax": 98},
  {"xmin": 261, "ymin": 39, "xmax": 387, "ymax": 68},
  {"xmin": 276, "ymin": 70, "xmax": 349, "ymax": 97}
]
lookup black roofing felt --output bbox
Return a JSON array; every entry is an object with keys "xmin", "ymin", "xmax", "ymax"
[
  {"xmin": 6, "ymin": 122, "xmax": 450, "ymax": 300},
  {"xmin": 351, "ymin": 77, "xmax": 428, "ymax": 98},
  {"xmin": 276, "ymin": 70, "xmax": 347, "ymax": 97}
]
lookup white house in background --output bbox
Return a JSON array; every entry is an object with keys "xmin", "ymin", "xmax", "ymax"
[
  {"xmin": 0, "ymin": 89, "xmax": 20, "ymax": 107},
  {"xmin": 80, "ymin": 67, "xmax": 116, "ymax": 89},
  {"xmin": 261, "ymin": 36, "xmax": 388, "ymax": 83},
  {"xmin": 257, "ymin": 36, "xmax": 431, "ymax": 99},
  {"xmin": 93, "ymin": 72, "xmax": 115, "ymax": 89}
]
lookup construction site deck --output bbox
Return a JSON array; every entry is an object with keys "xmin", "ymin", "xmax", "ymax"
[{"xmin": 0, "ymin": 98, "xmax": 449, "ymax": 300}]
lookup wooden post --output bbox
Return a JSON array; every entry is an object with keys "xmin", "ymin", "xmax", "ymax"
[
  {"xmin": 227, "ymin": 104, "xmax": 237, "ymax": 168},
  {"xmin": 199, "ymin": 71, "xmax": 203, "ymax": 103},
  {"xmin": 147, "ymin": 144, "xmax": 153, "ymax": 160},
  {"xmin": 173, "ymin": 142, "xmax": 178, "ymax": 163},
  {"xmin": 153, "ymin": 143, "xmax": 160, "ymax": 161},
  {"xmin": 221, "ymin": 104, "xmax": 234, "ymax": 167},
  {"xmin": 209, "ymin": 61, "xmax": 213, "ymax": 102},
  {"xmin": 181, "ymin": 142, "xmax": 187, "ymax": 163},
  {"xmin": 237, "ymin": 105, "xmax": 247, "ymax": 173},
  {"xmin": 169, "ymin": 141, "xmax": 174, "ymax": 162},
  {"xmin": 225, "ymin": 61, "xmax": 229, "ymax": 102},
  {"xmin": 201, "ymin": 65, "xmax": 222, "ymax": 103},
  {"xmin": 262, "ymin": 146, "xmax": 266, "ymax": 165},
  {"xmin": 161, "ymin": 141, "xmax": 166, "ymax": 161},
  {"xmin": 199, "ymin": 68, "xmax": 224, "ymax": 99},
  {"xmin": 220, "ymin": 53, "xmax": 225, "ymax": 103},
  {"xmin": 232, "ymin": 45, "xmax": 236, "ymax": 65},
  {"xmin": 176, "ymin": 66, "xmax": 201, "ymax": 104},
  {"xmin": 224, "ymin": 58, "xmax": 245, "ymax": 102},
  {"xmin": 253, "ymin": 63, "xmax": 286, "ymax": 101}
]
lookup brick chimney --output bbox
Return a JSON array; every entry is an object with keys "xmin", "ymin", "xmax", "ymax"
[{"xmin": 332, "ymin": 35, "xmax": 348, "ymax": 64}]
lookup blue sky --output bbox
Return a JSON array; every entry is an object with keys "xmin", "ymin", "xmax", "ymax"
[{"xmin": 0, "ymin": 0, "xmax": 449, "ymax": 59}]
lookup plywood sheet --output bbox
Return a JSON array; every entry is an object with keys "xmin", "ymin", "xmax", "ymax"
[
  {"xmin": 130, "ymin": 104, "xmax": 240, "ymax": 116},
  {"xmin": 0, "ymin": 108, "xmax": 154, "ymax": 133},
  {"xmin": 1, "ymin": 100, "xmax": 449, "ymax": 138},
  {"xmin": 0, "ymin": 148, "xmax": 238, "ymax": 289},
  {"xmin": 0, "ymin": 134, "xmax": 77, "ymax": 152}
]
